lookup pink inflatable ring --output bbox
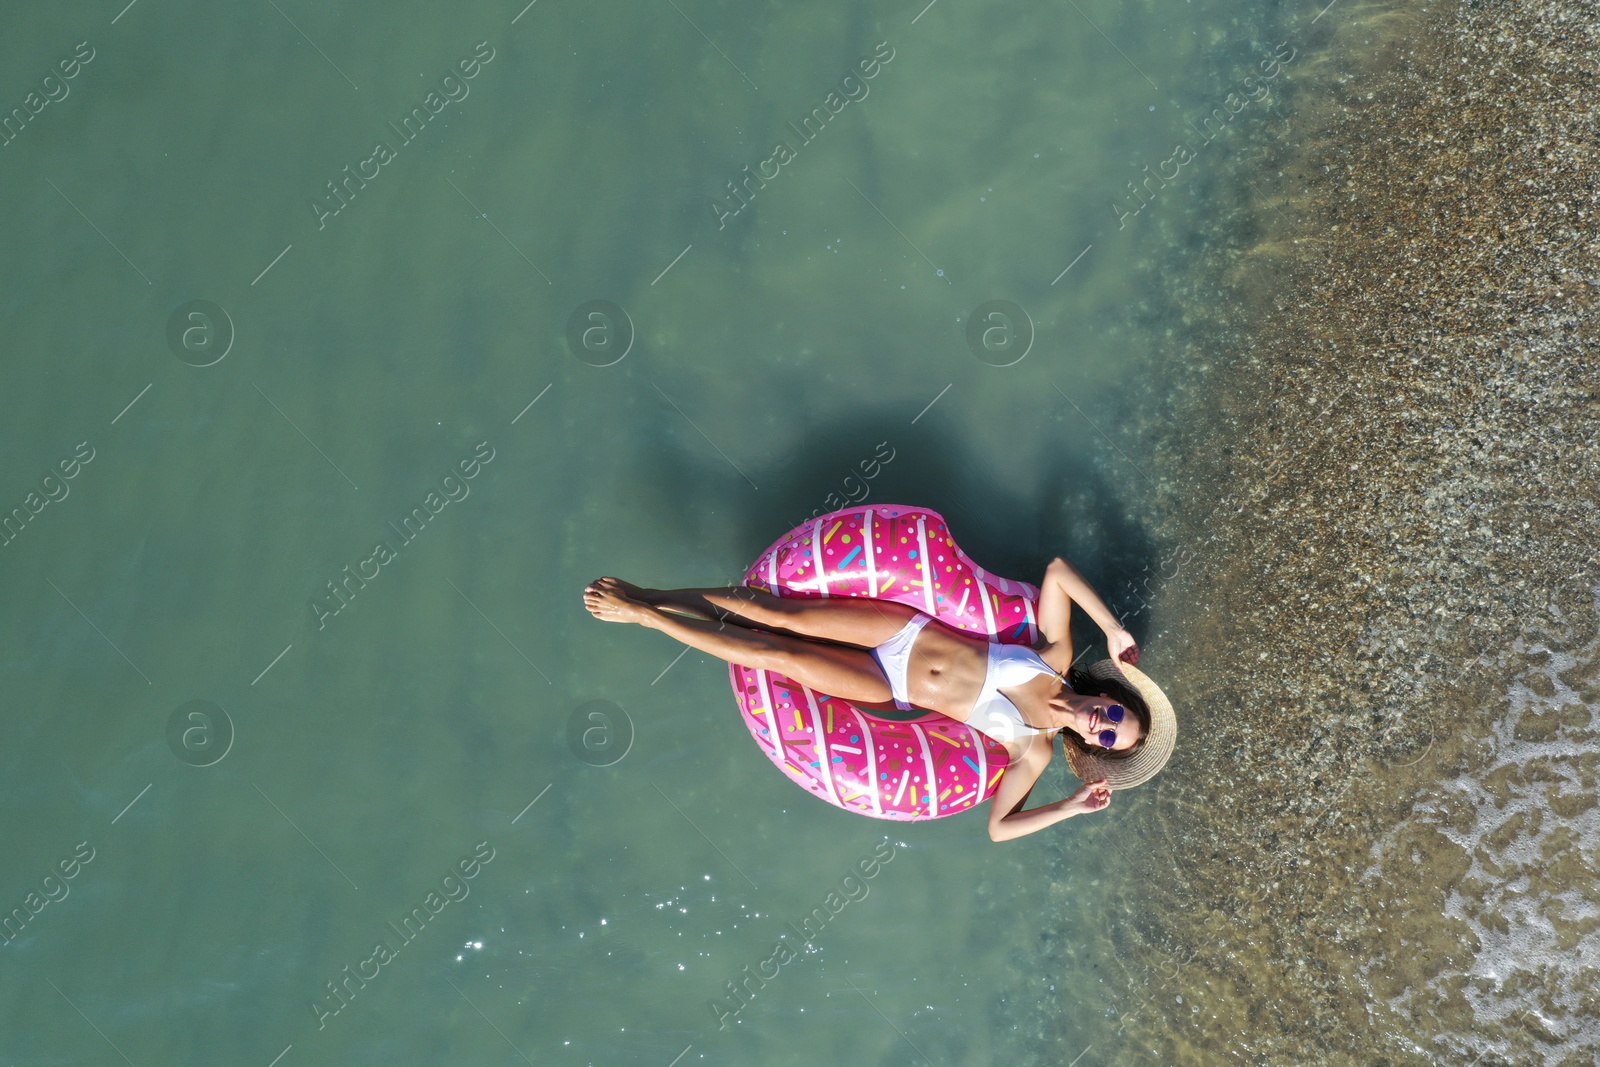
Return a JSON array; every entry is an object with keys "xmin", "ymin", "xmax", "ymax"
[{"xmin": 729, "ymin": 505, "xmax": 1044, "ymax": 821}]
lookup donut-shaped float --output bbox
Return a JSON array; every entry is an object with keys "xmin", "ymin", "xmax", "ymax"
[{"xmin": 729, "ymin": 506, "xmax": 1043, "ymax": 821}]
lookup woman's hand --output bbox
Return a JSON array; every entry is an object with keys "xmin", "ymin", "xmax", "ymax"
[
  {"xmin": 1105, "ymin": 626, "xmax": 1139, "ymax": 666},
  {"xmin": 1063, "ymin": 779, "xmax": 1112, "ymax": 816}
]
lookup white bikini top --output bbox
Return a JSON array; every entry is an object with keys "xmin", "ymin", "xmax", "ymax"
[{"xmin": 969, "ymin": 643, "xmax": 1065, "ymax": 744}]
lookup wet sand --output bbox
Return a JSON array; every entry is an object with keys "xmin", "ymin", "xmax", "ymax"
[{"xmin": 1095, "ymin": 0, "xmax": 1599, "ymax": 1062}]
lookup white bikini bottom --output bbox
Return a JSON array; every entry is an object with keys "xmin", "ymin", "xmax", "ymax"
[{"xmin": 867, "ymin": 614, "xmax": 932, "ymax": 710}]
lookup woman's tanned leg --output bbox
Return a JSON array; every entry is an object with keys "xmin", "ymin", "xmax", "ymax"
[
  {"xmin": 584, "ymin": 581, "xmax": 895, "ymax": 704},
  {"xmin": 619, "ymin": 580, "xmax": 917, "ymax": 648},
  {"xmin": 646, "ymin": 611, "xmax": 895, "ymax": 703},
  {"xmin": 628, "ymin": 584, "xmax": 776, "ymax": 627},
  {"xmin": 709, "ymin": 590, "xmax": 918, "ymax": 648}
]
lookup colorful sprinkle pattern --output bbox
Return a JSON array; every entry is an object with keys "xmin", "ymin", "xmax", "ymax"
[{"xmin": 729, "ymin": 506, "xmax": 1042, "ymax": 821}]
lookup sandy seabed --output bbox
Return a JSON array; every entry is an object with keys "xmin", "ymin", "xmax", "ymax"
[{"xmin": 1072, "ymin": 0, "xmax": 1599, "ymax": 1063}]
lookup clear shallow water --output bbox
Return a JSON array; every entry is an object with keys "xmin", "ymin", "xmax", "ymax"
[
  {"xmin": 3, "ymin": 0, "xmax": 1311, "ymax": 1063},
  {"xmin": 1357, "ymin": 587, "xmax": 1600, "ymax": 1064}
]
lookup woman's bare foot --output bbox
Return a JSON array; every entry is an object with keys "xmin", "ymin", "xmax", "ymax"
[
  {"xmin": 606, "ymin": 578, "xmax": 659, "ymax": 606},
  {"xmin": 607, "ymin": 579, "xmax": 732, "ymax": 622},
  {"xmin": 583, "ymin": 577, "xmax": 656, "ymax": 624}
]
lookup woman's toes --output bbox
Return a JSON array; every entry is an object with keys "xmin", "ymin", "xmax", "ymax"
[{"xmin": 583, "ymin": 581, "xmax": 645, "ymax": 623}]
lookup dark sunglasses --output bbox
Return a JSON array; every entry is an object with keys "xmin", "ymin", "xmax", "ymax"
[{"xmin": 1096, "ymin": 704, "xmax": 1127, "ymax": 749}]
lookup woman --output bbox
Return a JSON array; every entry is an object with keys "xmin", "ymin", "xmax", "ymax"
[{"xmin": 583, "ymin": 555, "xmax": 1173, "ymax": 841}]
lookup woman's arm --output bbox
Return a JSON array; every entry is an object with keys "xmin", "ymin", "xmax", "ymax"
[
  {"xmin": 986, "ymin": 737, "xmax": 1112, "ymax": 841},
  {"xmin": 1047, "ymin": 556, "xmax": 1118, "ymax": 631},
  {"xmin": 1037, "ymin": 557, "xmax": 1138, "ymax": 668}
]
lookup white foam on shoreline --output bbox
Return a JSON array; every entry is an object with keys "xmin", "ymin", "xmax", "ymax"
[{"xmin": 1359, "ymin": 586, "xmax": 1599, "ymax": 1064}]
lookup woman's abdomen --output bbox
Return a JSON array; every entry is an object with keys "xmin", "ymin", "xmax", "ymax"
[{"xmin": 905, "ymin": 619, "xmax": 990, "ymax": 721}]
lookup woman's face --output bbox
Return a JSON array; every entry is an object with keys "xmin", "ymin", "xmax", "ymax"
[{"xmin": 1052, "ymin": 690, "xmax": 1143, "ymax": 752}]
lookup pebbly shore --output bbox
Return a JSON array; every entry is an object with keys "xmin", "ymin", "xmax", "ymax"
[{"xmin": 1085, "ymin": 0, "xmax": 1600, "ymax": 1063}]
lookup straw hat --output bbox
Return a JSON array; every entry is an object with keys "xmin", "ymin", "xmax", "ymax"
[{"xmin": 1061, "ymin": 659, "xmax": 1176, "ymax": 789}]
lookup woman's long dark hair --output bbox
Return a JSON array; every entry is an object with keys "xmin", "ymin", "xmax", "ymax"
[{"xmin": 1060, "ymin": 666, "xmax": 1151, "ymax": 759}]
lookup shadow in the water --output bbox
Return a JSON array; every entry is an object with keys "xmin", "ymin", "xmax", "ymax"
[{"xmin": 630, "ymin": 397, "xmax": 1161, "ymax": 649}]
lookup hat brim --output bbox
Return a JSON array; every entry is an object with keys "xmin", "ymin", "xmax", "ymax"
[{"xmin": 1062, "ymin": 659, "xmax": 1176, "ymax": 789}]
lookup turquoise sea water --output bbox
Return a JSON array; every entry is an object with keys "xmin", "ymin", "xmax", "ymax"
[{"xmin": 1, "ymin": 1, "xmax": 1304, "ymax": 1063}]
